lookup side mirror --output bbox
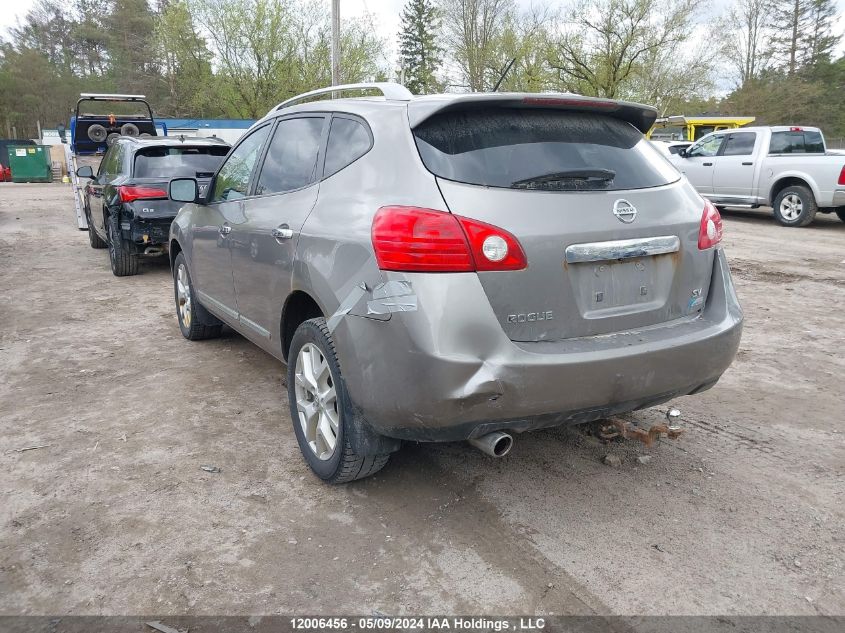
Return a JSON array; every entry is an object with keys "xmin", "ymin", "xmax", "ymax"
[
  {"xmin": 76, "ymin": 165, "xmax": 94, "ymax": 179},
  {"xmin": 678, "ymin": 148, "xmax": 688, "ymax": 157},
  {"xmin": 170, "ymin": 177, "xmax": 199, "ymax": 203}
]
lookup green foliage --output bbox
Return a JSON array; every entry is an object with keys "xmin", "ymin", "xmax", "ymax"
[
  {"xmin": 722, "ymin": 57, "xmax": 845, "ymax": 136},
  {"xmin": 156, "ymin": 0, "xmax": 215, "ymax": 117},
  {"xmin": 398, "ymin": 0, "xmax": 444, "ymax": 94},
  {"xmin": 769, "ymin": 0, "xmax": 840, "ymax": 73},
  {"xmin": 484, "ymin": 7, "xmax": 556, "ymax": 92},
  {"xmin": 0, "ymin": 0, "xmax": 387, "ymax": 134},
  {"xmin": 0, "ymin": 0, "xmax": 843, "ymax": 141},
  {"xmin": 440, "ymin": 0, "xmax": 515, "ymax": 90},
  {"xmin": 546, "ymin": 0, "xmax": 705, "ymax": 101},
  {"xmin": 802, "ymin": 0, "xmax": 841, "ymax": 66},
  {"xmin": 193, "ymin": 0, "xmax": 385, "ymax": 117},
  {"xmin": 0, "ymin": 45, "xmax": 84, "ymax": 135}
]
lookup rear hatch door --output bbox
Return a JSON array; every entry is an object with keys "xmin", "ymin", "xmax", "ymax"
[
  {"xmin": 131, "ymin": 144, "xmax": 229, "ymax": 217},
  {"xmin": 412, "ymin": 105, "xmax": 715, "ymax": 341}
]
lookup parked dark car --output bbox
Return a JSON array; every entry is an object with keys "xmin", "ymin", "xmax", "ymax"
[{"xmin": 77, "ymin": 136, "xmax": 230, "ymax": 276}]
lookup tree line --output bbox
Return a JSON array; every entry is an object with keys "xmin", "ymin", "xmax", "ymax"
[{"xmin": 1, "ymin": 0, "xmax": 842, "ymax": 140}]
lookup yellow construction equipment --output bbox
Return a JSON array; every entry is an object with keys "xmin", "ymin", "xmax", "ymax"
[{"xmin": 647, "ymin": 116, "xmax": 756, "ymax": 142}]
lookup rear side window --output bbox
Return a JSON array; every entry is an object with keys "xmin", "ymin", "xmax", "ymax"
[
  {"xmin": 413, "ymin": 108, "xmax": 678, "ymax": 191},
  {"xmin": 769, "ymin": 130, "xmax": 825, "ymax": 154},
  {"xmin": 133, "ymin": 146, "xmax": 228, "ymax": 178},
  {"xmin": 721, "ymin": 132, "xmax": 756, "ymax": 156},
  {"xmin": 323, "ymin": 117, "xmax": 371, "ymax": 178},
  {"xmin": 99, "ymin": 144, "xmax": 122, "ymax": 177},
  {"xmin": 255, "ymin": 117, "xmax": 324, "ymax": 195}
]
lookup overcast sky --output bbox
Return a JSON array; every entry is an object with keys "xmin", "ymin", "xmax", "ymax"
[{"xmin": 2, "ymin": 0, "xmax": 843, "ymax": 70}]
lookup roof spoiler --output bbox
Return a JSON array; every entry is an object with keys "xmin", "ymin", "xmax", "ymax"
[{"xmin": 407, "ymin": 93, "xmax": 658, "ymax": 134}]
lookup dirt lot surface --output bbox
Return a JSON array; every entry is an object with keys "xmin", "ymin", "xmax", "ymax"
[{"xmin": 1, "ymin": 183, "xmax": 843, "ymax": 616}]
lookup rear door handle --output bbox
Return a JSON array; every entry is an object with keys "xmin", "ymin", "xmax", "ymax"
[
  {"xmin": 703, "ymin": 162, "xmax": 713, "ymax": 166},
  {"xmin": 272, "ymin": 226, "xmax": 294, "ymax": 241},
  {"xmin": 742, "ymin": 162, "xmax": 753, "ymax": 166},
  {"xmin": 218, "ymin": 224, "xmax": 231, "ymax": 236}
]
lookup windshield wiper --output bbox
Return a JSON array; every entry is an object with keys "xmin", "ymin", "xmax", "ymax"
[{"xmin": 511, "ymin": 169, "xmax": 616, "ymax": 189}]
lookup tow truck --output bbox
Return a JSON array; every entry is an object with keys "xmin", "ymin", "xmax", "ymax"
[{"xmin": 66, "ymin": 94, "xmax": 167, "ymax": 230}]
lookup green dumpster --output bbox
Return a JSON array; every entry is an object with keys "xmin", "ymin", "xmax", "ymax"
[{"xmin": 8, "ymin": 145, "xmax": 52, "ymax": 183}]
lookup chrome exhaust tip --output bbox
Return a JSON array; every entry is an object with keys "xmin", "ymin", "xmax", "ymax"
[
  {"xmin": 144, "ymin": 246, "xmax": 165, "ymax": 256},
  {"xmin": 468, "ymin": 431, "xmax": 513, "ymax": 458}
]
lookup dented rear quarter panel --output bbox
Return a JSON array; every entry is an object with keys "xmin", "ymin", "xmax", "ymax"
[{"xmin": 293, "ymin": 105, "xmax": 446, "ymax": 333}]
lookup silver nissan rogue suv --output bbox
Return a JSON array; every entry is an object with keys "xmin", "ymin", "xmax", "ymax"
[{"xmin": 168, "ymin": 83, "xmax": 743, "ymax": 483}]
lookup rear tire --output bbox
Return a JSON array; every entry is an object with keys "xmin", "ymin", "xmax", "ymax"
[
  {"xmin": 107, "ymin": 216, "xmax": 139, "ymax": 277},
  {"xmin": 87, "ymin": 206, "xmax": 106, "ymax": 249},
  {"xmin": 835, "ymin": 208, "xmax": 845, "ymax": 223},
  {"xmin": 173, "ymin": 252, "xmax": 222, "ymax": 340},
  {"xmin": 287, "ymin": 317, "xmax": 391, "ymax": 484},
  {"xmin": 773, "ymin": 185, "xmax": 817, "ymax": 227}
]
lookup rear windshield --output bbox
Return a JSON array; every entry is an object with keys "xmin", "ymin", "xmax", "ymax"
[
  {"xmin": 133, "ymin": 146, "xmax": 229, "ymax": 178},
  {"xmin": 768, "ymin": 130, "xmax": 825, "ymax": 154},
  {"xmin": 78, "ymin": 100, "xmax": 152, "ymax": 118},
  {"xmin": 413, "ymin": 108, "xmax": 679, "ymax": 191}
]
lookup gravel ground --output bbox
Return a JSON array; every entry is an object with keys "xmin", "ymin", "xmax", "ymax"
[{"xmin": 1, "ymin": 183, "xmax": 843, "ymax": 616}]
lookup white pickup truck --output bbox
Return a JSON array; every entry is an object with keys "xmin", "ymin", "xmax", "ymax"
[{"xmin": 669, "ymin": 126, "xmax": 845, "ymax": 227}]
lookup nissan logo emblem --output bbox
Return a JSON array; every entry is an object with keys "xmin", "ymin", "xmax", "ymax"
[{"xmin": 613, "ymin": 199, "xmax": 637, "ymax": 223}]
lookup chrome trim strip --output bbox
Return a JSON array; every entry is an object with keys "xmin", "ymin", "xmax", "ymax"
[
  {"xmin": 239, "ymin": 315, "xmax": 271, "ymax": 339},
  {"xmin": 565, "ymin": 235, "xmax": 680, "ymax": 264},
  {"xmin": 196, "ymin": 290, "xmax": 238, "ymax": 321}
]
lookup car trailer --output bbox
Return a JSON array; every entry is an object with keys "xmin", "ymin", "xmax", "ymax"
[{"xmin": 67, "ymin": 93, "xmax": 166, "ymax": 230}]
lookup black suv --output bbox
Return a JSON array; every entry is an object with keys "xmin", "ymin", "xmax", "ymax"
[{"xmin": 77, "ymin": 136, "xmax": 230, "ymax": 276}]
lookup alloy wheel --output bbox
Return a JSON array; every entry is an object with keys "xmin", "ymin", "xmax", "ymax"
[
  {"xmin": 176, "ymin": 263, "xmax": 192, "ymax": 328},
  {"xmin": 294, "ymin": 342, "xmax": 339, "ymax": 461},
  {"xmin": 779, "ymin": 194, "xmax": 803, "ymax": 221}
]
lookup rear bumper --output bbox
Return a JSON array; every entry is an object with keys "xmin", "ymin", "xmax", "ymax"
[
  {"xmin": 120, "ymin": 216, "xmax": 174, "ymax": 247},
  {"xmin": 333, "ymin": 249, "xmax": 743, "ymax": 442}
]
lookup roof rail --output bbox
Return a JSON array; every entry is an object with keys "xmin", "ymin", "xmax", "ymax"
[{"xmin": 276, "ymin": 82, "xmax": 413, "ymax": 110}]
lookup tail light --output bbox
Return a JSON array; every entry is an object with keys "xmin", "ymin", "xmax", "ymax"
[
  {"xmin": 698, "ymin": 199, "xmax": 723, "ymax": 250},
  {"xmin": 372, "ymin": 206, "xmax": 527, "ymax": 272},
  {"xmin": 118, "ymin": 185, "xmax": 167, "ymax": 203},
  {"xmin": 838, "ymin": 165, "xmax": 845, "ymax": 185},
  {"xmin": 456, "ymin": 215, "xmax": 528, "ymax": 271}
]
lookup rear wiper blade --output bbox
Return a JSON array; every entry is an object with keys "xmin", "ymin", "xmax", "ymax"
[{"xmin": 511, "ymin": 169, "xmax": 616, "ymax": 188}]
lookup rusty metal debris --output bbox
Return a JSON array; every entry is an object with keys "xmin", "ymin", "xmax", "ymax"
[{"xmin": 597, "ymin": 417, "xmax": 684, "ymax": 447}]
